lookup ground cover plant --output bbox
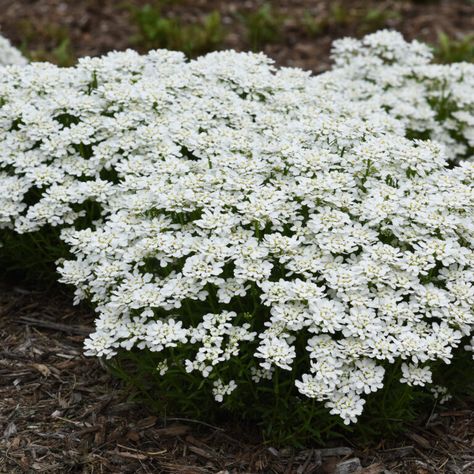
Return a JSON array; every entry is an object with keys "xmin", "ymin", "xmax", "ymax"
[{"xmin": 0, "ymin": 30, "xmax": 473, "ymax": 444}]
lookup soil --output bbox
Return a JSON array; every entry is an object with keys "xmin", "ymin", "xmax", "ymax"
[{"xmin": 0, "ymin": 0, "xmax": 473, "ymax": 72}]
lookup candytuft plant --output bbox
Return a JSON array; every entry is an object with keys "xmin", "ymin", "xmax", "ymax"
[{"xmin": 0, "ymin": 32, "xmax": 473, "ymax": 444}]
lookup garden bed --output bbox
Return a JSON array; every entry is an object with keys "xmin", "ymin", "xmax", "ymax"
[{"xmin": 0, "ymin": 2, "xmax": 473, "ymax": 473}]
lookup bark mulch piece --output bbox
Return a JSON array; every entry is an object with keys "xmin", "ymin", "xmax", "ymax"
[
  {"xmin": 0, "ymin": 0, "xmax": 473, "ymax": 72},
  {"xmin": 0, "ymin": 283, "xmax": 473, "ymax": 473}
]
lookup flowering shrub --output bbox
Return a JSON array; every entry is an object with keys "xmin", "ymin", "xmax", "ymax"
[
  {"xmin": 59, "ymin": 130, "xmax": 473, "ymax": 425},
  {"xmin": 0, "ymin": 33, "xmax": 27, "ymax": 66},
  {"xmin": 321, "ymin": 30, "xmax": 474, "ymax": 163},
  {"xmin": 0, "ymin": 48, "xmax": 399, "ymax": 266},
  {"xmin": 0, "ymin": 32, "xmax": 473, "ymax": 435}
]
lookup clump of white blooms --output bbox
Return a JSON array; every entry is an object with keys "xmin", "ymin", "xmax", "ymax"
[
  {"xmin": 0, "ymin": 33, "xmax": 27, "ymax": 66},
  {"xmin": 400, "ymin": 363, "xmax": 433, "ymax": 387},
  {"xmin": 322, "ymin": 30, "xmax": 474, "ymax": 163},
  {"xmin": 430, "ymin": 385, "xmax": 452, "ymax": 405},
  {"xmin": 156, "ymin": 360, "xmax": 169, "ymax": 376},
  {"xmin": 1, "ymin": 32, "xmax": 473, "ymax": 426},
  {"xmin": 212, "ymin": 379, "xmax": 237, "ymax": 402}
]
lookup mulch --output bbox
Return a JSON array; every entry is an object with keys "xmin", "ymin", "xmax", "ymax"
[
  {"xmin": 1, "ymin": 283, "xmax": 473, "ymax": 473},
  {"xmin": 0, "ymin": 0, "xmax": 473, "ymax": 72}
]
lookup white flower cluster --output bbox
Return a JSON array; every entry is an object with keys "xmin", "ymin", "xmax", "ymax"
[
  {"xmin": 322, "ymin": 30, "xmax": 474, "ymax": 163},
  {"xmin": 430, "ymin": 385, "xmax": 452, "ymax": 405},
  {"xmin": 0, "ymin": 33, "xmax": 27, "ymax": 66},
  {"xmin": 1, "ymin": 33, "xmax": 473, "ymax": 425},
  {"xmin": 212, "ymin": 379, "xmax": 237, "ymax": 402}
]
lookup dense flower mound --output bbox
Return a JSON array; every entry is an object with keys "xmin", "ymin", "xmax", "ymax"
[
  {"xmin": 319, "ymin": 30, "xmax": 474, "ymax": 163},
  {"xmin": 0, "ymin": 49, "xmax": 402, "ymax": 240},
  {"xmin": 0, "ymin": 33, "xmax": 27, "ymax": 66},
  {"xmin": 1, "ymin": 34, "xmax": 473, "ymax": 427},
  {"xmin": 59, "ymin": 139, "xmax": 474, "ymax": 423}
]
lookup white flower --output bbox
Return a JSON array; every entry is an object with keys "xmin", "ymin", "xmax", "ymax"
[
  {"xmin": 251, "ymin": 366, "xmax": 274, "ymax": 383},
  {"xmin": 156, "ymin": 360, "xmax": 169, "ymax": 376},
  {"xmin": 326, "ymin": 392, "xmax": 366, "ymax": 425},
  {"xmin": 212, "ymin": 379, "xmax": 237, "ymax": 402},
  {"xmin": 307, "ymin": 299, "xmax": 346, "ymax": 334},
  {"xmin": 255, "ymin": 337, "xmax": 296, "ymax": 371},
  {"xmin": 400, "ymin": 363, "xmax": 432, "ymax": 386},
  {"xmin": 144, "ymin": 318, "xmax": 188, "ymax": 352},
  {"xmin": 295, "ymin": 374, "xmax": 333, "ymax": 401},
  {"xmin": 0, "ymin": 33, "xmax": 28, "ymax": 66},
  {"xmin": 430, "ymin": 385, "xmax": 452, "ymax": 404}
]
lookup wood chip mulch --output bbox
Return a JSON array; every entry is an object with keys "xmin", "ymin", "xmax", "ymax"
[{"xmin": 0, "ymin": 284, "xmax": 473, "ymax": 473}]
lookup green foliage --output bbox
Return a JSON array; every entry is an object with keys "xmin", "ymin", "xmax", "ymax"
[
  {"xmin": 131, "ymin": 4, "xmax": 225, "ymax": 57},
  {"xmin": 0, "ymin": 195, "xmax": 102, "ymax": 285},
  {"xmin": 107, "ymin": 347, "xmax": 341, "ymax": 446},
  {"xmin": 0, "ymin": 228, "xmax": 68, "ymax": 286},
  {"xmin": 358, "ymin": 8, "xmax": 400, "ymax": 34},
  {"xmin": 49, "ymin": 38, "xmax": 75, "ymax": 67},
  {"xmin": 328, "ymin": 2, "xmax": 351, "ymax": 26},
  {"xmin": 434, "ymin": 350, "xmax": 474, "ymax": 400},
  {"xmin": 18, "ymin": 20, "xmax": 75, "ymax": 67},
  {"xmin": 302, "ymin": 4, "xmax": 399, "ymax": 38},
  {"xmin": 301, "ymin": 12, "xmax": 326, "ymax": 37},
  {"xmin": 240, "ymin": 4, "xmax": 284, "ymax": 51},
  {"xmin": 107, "ymin": 350, "xmax": 474, "ymax": 446},
  {"xmin": 106, "ymin": 342, "xmax": 473, "ymax": 446},
  {"xmin": 434, "ymin": 32, "xmax": 474, "ymax": 63}
]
